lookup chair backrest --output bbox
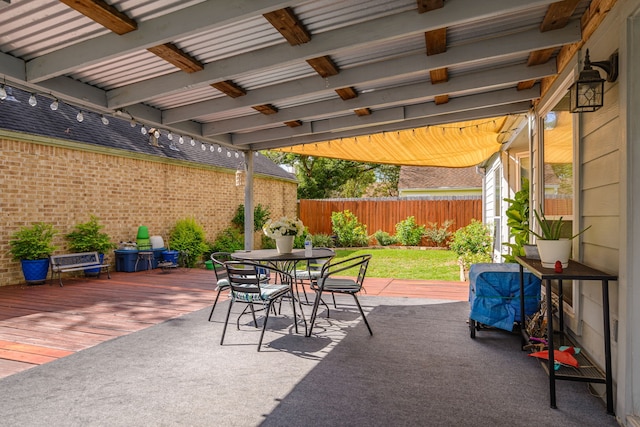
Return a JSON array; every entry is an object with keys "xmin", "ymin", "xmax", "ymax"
[
  {"xmin": 224, "ymin": 261, "xmax": 291, "ymax": 296},
  {"xmin": 225, "ymin": 261, "xmax": 263, "ymax": 295},
  {"xmin": 307, "ymin": 247, "xmax": 335, "ymax": 270},
  {"xmin": 211, "ymin": 252, "xmax": 232, "ymax": 283},
  {"xmin": 321, "ymin": 254, "xmax": 372, "ymax": 287}
]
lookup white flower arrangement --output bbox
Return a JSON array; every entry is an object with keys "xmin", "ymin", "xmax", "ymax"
[{"xmin": 263, "ymin": 216, "xmax": 304, "ymax": 238}]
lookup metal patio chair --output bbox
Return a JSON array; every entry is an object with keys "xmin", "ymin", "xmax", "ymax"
[
  {"xmin": 307, "ymin": 254, "xmax": 373, "ymax": 337},
  {"xmin": 220, "ymin": 261, "xmax": 295, "ymax": 351}
]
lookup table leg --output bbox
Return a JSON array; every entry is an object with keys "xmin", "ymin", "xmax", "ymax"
[
  {"xmin": 546, "ymin": 278, "xmax": 557, "ymax": 409},
  {"xmin": 602, "ymin": 280, "xmax": 614, "ymax": 414}
]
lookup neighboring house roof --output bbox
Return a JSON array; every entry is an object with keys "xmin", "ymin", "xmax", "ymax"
[
  {"xmin": 398, "ymin": 166, "xmax": 482, "ymax": 191},
  {"xmin": 0, "ymin": 88, "xmax": 295, "ymax": 181}
]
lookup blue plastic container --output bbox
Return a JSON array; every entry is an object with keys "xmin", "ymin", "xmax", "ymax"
[
  {"xmin": 115, "ymin": 249, "xmax": 138, "ymax": 272},
  {"xmin": 162, "ymin": 250, "xmax": 179, "ymax": 265}
]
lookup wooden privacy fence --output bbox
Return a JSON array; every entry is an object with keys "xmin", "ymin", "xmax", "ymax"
[{"xmin": 298, "ymin": 197, "xmax": 483, "ymax": 238}]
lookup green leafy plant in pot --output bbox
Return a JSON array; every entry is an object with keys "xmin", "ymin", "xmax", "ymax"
[
  {"xmin": 65, "ymin": 215, "xmax": 116, "ymax": 274},
  {"xmin": 528, "ymin": 206, "xmax": 591, "ymax": 268},
  {"xmin": 502, "ymin": 178, "xmax": 530, "ymax": 263},
  {"xmin": 9, "ymin": 222, "xmax": 58, "ymax": 284}
]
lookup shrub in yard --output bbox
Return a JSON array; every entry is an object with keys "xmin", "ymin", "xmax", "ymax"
[
  {"xmin": 311, "ymin": 233, "xmax": 335, "ymax": 248},
  {"xmin": 331, "ymin": 210, "xmax": 368, "ymax": 247},
  {"xmin": 231, "ymin": 203, "xmax": 271, "ymax": 232},
  {"xmin": 423, "ymin": 220, "xmax": 454, "ymax": 247},
  {"xmin": 395, "ymin": 216, "xmax": 426, "ymax": 246},
  {"xmin": 211, "ymin": 226, "xmax": 245, "ymax": 253},
  {"xmin": 168, "ymin": 218, "xmax": 209, "ymax": 267},
  {"xmin": 448, "ymin": 219, "xmax": 493, "ymax": 269},
  {"xmin": 373, "ymin": 230, "xmax": 398, "ymax": 246}
]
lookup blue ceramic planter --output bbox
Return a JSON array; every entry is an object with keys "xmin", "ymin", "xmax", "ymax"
[{"xmin": 21, "ymin": 259, "xmax": 49, "ymax": 284}]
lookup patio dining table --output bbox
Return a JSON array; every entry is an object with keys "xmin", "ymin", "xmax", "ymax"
[{"xmin": 231, "ymin": 248, "xmax": 335, "ymax": 335}]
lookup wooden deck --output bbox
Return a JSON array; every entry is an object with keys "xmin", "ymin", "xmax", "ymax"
[{"xmin": 0, "ymin": 268, "xmax": 468, "ymax": 379}]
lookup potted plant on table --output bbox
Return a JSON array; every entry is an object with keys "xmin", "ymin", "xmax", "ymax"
[
  {"xmin": 527, "ymin": 206, "xmax": 591, "ymax": 268},
  {"xmin": 9, "ymin": 222, "xmax": 58, "ymax": 284},
  {"xmin": 65, "ymin": 215, "xmax": 116, "ymax": 274},
  {"xmin": 262, "ymin": 216, "xmax": 304, "ymax": 254}
]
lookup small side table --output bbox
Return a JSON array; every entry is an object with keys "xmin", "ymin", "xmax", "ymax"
[{"xmin": 515, "ymin": 256, "xmax": 617, "ymax": 415}]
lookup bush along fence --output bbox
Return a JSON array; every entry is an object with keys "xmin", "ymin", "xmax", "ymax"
[{"xmin": 298, "ymin": 196, "xmax": 482, "ymax": 246}]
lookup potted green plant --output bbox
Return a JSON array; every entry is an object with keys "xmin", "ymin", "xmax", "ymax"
[
  {"xmin": 528, "ymin": 206, "xmax": 591, "ymax": 268},
  {"xmin": 65, "ymin": 215, "xmax": 116, "ymax": 273},
  {"xmin": 502, "ymin": 178, "xmax": 530, "ymax": 263},
  {"xmin": 9, "ymin": 222, "xmax": 58, "ymax": 284}
]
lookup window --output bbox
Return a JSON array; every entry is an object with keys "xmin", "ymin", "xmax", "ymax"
[{"xmin": 541, "ymin": 92, "xmax": 574, "ymax": 306}]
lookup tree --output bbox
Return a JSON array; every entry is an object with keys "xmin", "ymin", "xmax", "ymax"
[{"xmin": 264, "ymin": 151, "xmax": 399, "ymax": 199}]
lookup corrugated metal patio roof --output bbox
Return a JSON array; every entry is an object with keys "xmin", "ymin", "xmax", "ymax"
[{"xmin": 0, "ymin": 0, "xmax": 600, "ymax": 166}]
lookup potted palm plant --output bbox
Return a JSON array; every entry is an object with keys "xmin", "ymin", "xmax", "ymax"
[
  {"xmin": 65, "ymin": 215, "xmax": 116, "ymax": 274},
  {"xmin": 9, "ymin": 222, "xmax": 58, "ymax": 284},
  {"xmin": 528, "ymin": 206, "xmax": 591, "ymax": 268}
]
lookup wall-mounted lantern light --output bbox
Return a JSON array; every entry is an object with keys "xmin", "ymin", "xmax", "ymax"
[
  {"xmin": 235, "ymin": 163, "xmax": 245, "ymax": 187},
  {"xmin": 569, "ymin": 49, "xmax": 618, "ymax": 113}
]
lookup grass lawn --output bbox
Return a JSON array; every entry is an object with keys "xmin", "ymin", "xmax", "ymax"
[{"xmin": 332, "ymin": 248, "xmax": 460, "ymax": 282}]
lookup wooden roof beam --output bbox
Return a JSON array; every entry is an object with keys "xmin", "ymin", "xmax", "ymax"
[
  {"xmin": 354, "ymin": 108, "xmax": 371, "ymax": 116},
  {"xmin": 426, "ymin": 28, "xmax": 448, "ymax": 85},
  {"xmin": 211, "ymin": 80, "xmax": 247, "ymax": 98},
  {"xmin": 59, "ymin": 0, "xmax": 137, "ymax": 35},
  {"xmin": 417, "ymin": 0, "xmax": 444, "ymax": 13},
  {"xmin": 517, "ymin": 47, "xmax": 556, "ymax": 90},
  {"xmin": 335, "ymin": 87, "xmax": 358, "ymax": 100},
  {"xmin": 147, "ymin": 43, "xmax": 203, "ymax": 73},
  {"xmin": 540, "ymin": 0, "xmax": 581, "ymax": 32},
  {"xmin": 540, "ymin": 0, "xmax": 618, "ymax": 99},
  {"xmin": 284, "ymin": 120, "xmax": 303, "ymax": 127},
  {"xmin": 263, "ymin": 7, "xmax": 311, "ymax": 46},
  {"xmin": 253, "ymin": 104, "xmax": 279, "ymax": 115},
  {"xmin": 306, "ymin": 56, "xmax": 340, "ymax": 78}
]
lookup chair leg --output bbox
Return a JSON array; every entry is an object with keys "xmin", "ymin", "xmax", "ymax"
[
  {"xmin": 288, "ymin": 290, "xmax": 299, "ymax": 335},
  {"xmin": 220, "ymin": 298, "xmax": 234, "ymax": 345},
  {"xmin": 257, "ymin": 301, "xmax": 273, "ymax": 352},
  {"xmin": 249, "ymin": 304, "xmax": 258, "ymax": 328},
  {"xmin": 332, "ymin": 292, "xmax": 337, "ymax": 309},
  {"xmin": 307, "ymin": 288, "xmax": 324, "ymax": 337},
  {"xmin": 208, "ymin": 288, "xmax": 223, "ymax": 321},
  {"xmin": 352, "ymin": 294, "xmax": 372, "ymax": 335},
  {"xmin": 299, "ymin": 280, "xmax": 310, "ymax": 304}
]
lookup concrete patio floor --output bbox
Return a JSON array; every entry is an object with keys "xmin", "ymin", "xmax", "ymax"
[{"xmin": 0, "ymin": 267, "xmax": 468, "ymax": 378}]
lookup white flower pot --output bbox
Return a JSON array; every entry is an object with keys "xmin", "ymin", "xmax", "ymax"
[
  {"xmin": 275, "ymin": 236, "xmax": 294, "ymax": 254},
  {"xmin": 536, "ymin": 239, "xmax": 572, "ymax": 268}
]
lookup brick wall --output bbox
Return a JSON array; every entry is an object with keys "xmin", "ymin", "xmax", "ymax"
[{"xmin": 0, "ymin": 136, "xmax": 297, "ymax": 286}]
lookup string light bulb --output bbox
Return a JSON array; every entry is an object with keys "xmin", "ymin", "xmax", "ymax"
[
  {"xmin": 217, "ymin": 146, "xmax": 222, "ymax": 153},
  {"xmin": 101, "ymin": 115, "xmax": 109, "ymax": 125},
  {"xmin": 153, "ymin": 129, "xmax": 160, "ymax": 138},
  {"xmin": 141, "ymin": 125, "xmax": 147, "ymax": 135},
  {"xmin": 28, "ymin": 94, "xmax": 37, "ymax": 106},
  {"xmin": 130, "ymin": 118, "xmax": 136, "ymax": 127},
  {"xmin": 178, "ymin": 136, "xmax": 184, "ymax": 144},
  {"xmin": 209, "ymin": 145, "xmax": 214, "ymax": 152},
  {"xmin": 167, "ymin": 131, "xmax": 173, "ymax": 141},
  {"xmin": 0, "ymin": 85, "xmax": 6, "ymax": 100},
  {"xmin": 190, "ymin": 138, "xmax": 195, "ymax": 146},
  {"xmin": 76, "ymin": 111, "xmax": 84, "ymax": 122},
  {"xmin": 201, "ymin": 143, "xmax": 206, "ymax": 151},
  {"xmin": 50, "ymin": 99, "xmax": 59, "ymax": 111}
]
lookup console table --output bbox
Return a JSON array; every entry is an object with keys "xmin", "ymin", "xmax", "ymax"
[{"xmin": 515, "ymin": 257, "xmax": 617, "ymax": 415}]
